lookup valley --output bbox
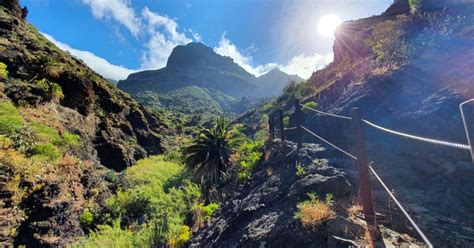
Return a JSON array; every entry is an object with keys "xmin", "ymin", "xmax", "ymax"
[{"xmin": 0, "ymin": 0, "xmax": 473, "ymax": 247}]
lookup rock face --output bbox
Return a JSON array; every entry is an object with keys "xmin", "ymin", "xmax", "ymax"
[
  {"xmin": 118, "ymin": 43, "xmax": 302, "ymax": 106},
  {"xmin": 190, "ymin": 141, "xmax": 420, "ymax": 247},
  {"xmin": 294, "ymin": 1, "xmax": 474, "ymax": 247},
  {"xmin": 0, "ymin": 1, "xmax": 167, "ymax": 171}
]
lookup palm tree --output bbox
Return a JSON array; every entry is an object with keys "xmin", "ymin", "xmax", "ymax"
[{"xmin": 183, "ymin": 117, "xmax": 244, "ymax": 185}]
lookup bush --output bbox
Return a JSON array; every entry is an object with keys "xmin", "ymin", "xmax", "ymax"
[
  {"xmin": 80, "ymin": 209, "xmax": 95, "ymax": 229},
  {"xmin": 29, "ymin": 122, "xmax": 62, "ymax": 145},
  {"xmin": 0, "ymin": 100, "xmax": 23, "ymax": 133},
  {"xmin": 232, "ymin": 140, "xmax": 264, "ymax": 181},
  {"xmin": 0, "ymin": 62, "xmax": 8, "ymax": 79},
  {"xmin": 295, "ymin": 162, "xmax": 306, "ymax": 176},
  {"xmin": 93, "ymin": 155, "xmax": 201, "ymax": 247},
  {"xmin": 302, "ymin": 101, "xmax": 318, "ymax": 113},
  {"xmin": 294, "ymin": 193, "xmax": 334, "ymax": 229},
  {"xmin": 62, "ymin": 131, "xmax": 80, "ymax": 147}
]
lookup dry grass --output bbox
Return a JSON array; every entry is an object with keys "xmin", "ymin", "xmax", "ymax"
[
  {"xmin": 348, "ymin": 204, "xmax": 363, "ymax": 218},
  {"xmin": 295, "ymin": 193, "xmax": 334, "ymax": 229}
]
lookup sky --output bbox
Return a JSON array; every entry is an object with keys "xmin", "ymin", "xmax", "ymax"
[{"xmin": 21, "ymin": 0, "xmax": 393, "ymax": 80}]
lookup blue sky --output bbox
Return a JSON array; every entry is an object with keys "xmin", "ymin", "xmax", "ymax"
[{"xmin": 22, "ymin": 0, "xmax": 393, "ymax": 80}]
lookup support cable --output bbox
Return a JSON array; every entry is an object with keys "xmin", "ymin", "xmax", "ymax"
[
  {"xmin": 369, "ymin": 165, "xmax": 433, "ymax": 248},
  {"xmin": 301, "ymin": 126, "xmax": 357, "ymax": 160}
]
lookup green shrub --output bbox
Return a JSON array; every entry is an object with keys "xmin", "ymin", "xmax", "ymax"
[
  {"xmin": 30, "ymin": 143, "xmax": 61, "ymax": 160},
  {"xmin": 0, "ymin": 62, "xmax": 8, "ymax": 79},
  {"xmin": 62, "ymin": 131, "xmax": 80, "ymax": 146},
  {"xmin": 202, "ymin": 203, "xmax": 219, "ymax": 220},
  {"xmin": 97, "ymin": 155, "xmax": 202, "ymax": 247},
  {"xmin": 0, "ymin": 101, "xmax": 23, "ymax": 133},
  {"xmin": 409, "ymin": 0, "xmax": 422, "ymax": 9},
  {"xmin": 295, "ymin": 162, "xmax": 306, "ymax": 176},
  {"xmin": 80, "ymin": 209, "xmax": 95, "ymax": 228},
  {"xmin": 302, "ymin": 101, "xmax": 318, "ymax": 113},
  {"xmin": 234, "ymin": 140, "xmax": 264, "ymax": 181},
  {"xmin": 283, "ymin": 117, "xmax": 290, "ymax": 128}
]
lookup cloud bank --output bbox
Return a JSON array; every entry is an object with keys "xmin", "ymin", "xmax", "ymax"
[
  {"xmin": 45, "ymin": 0, "xmax": 333, "ymax": 81},
  {"xmin": 214, "ymin": 33, "xmax": 332, "ymax": 79}
]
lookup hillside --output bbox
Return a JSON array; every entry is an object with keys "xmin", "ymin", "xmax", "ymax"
[
  {"xmin": 117, "ymin": 43, "xmax": 303, "ymax": 117},
  {"xmin": 0, "ymin": 0, "xmax": 171, "ymax": 246},
  {"xmin": 235, "ymin": 0, "xmax": 474, "ymax": 247}
]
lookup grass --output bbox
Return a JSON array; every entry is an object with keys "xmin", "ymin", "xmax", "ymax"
[
  {"xmin": 83, "ymin": 155, "xmax": 202, "ymax": 247},
  {"xmin": 295, "ymin": 193, "xmax": 334, "ymax": 229},
  {"xmin": 0, "ymin": 100, "xmax": 23, "ymax": 133}
]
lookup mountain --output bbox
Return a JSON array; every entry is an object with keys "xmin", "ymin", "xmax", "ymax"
[
  {"xmin": 231, "ymin": 0, "xmax": 474, "ymax": 247},
  {"xmin": 117, "ymin": 43, "xmax": 303, "ymax": 116},
  {"xmin": 0, "ymin": 1, "xmax": 171, "ymax": 246},
  {"xmin": 118, "ymin": 42, "xmax": 257, "ymax": 98},
  {"xmin": 256, "ymin": 68, "xmax": 303, "ymax": 96}
]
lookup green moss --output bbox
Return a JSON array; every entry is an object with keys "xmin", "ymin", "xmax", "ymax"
[
  {"xmin": 0, "ymin": 100, "xmax": 23, "ymax": 133},
  {"xmin": 29, "ymin": 122, "xmax": 62, "ymax": 145},
  {"xmin": 30, "ymin": 144, "xmax": 61, "ymax": 160}
]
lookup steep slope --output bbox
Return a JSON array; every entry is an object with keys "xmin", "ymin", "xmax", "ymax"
[
  {"xmin": 0, "ymin": 1, "xmax": 169, "ymax": 246},
  {"xmin": 0, "ymin": 1, "xmax": 167, "ymax": 171},
  {"xmin": 238, "ymin": 0, "xmax": 474, "ymax": 247}
]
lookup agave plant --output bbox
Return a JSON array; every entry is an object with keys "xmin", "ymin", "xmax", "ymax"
[{"xmin": 183, "ymin": 117, "xmax": 245, "ymax": 185}]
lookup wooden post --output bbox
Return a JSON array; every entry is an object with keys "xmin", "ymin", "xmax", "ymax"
[
  {"xmin": 351, "ymin": 107, "xmax": 376, "ymax": 227},
  {"xmin": 295, "ymin": 100, "xmax": 303, "ymax": 149},
  {"xmin": 278, "ymin": 109, "xmax": 285, "ymax": 141},
  {"xmin": 269, "ymin": 113, "xmax": 275, "ymax": 140}
]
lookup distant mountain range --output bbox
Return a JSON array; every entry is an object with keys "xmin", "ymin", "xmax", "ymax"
[{"xmin": 117, "ymin": 42, "xmax": 303, "ymax": 114}]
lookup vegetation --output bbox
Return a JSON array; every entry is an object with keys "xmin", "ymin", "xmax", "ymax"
[
  {"xmin": 295, "ymin": 162, "xmax": 306, "ymax": 177},
  {"xmin": 302, "ymin": 101, "xmax": 318, "ymax": 113},
  {"xmin": 231, "ymin": 139, "xmax": 264, "ymax": 181},
  {"xmin": 294, "ymin": 193, "xmax": 334, "ymax": 229},
  {"xmin": 0, "ymin": 100, "xmax": 23, "ymax": 133},
  {"xmin": 0, "ymin": 62, "xmax": 8, "ymax": 79},
  {"xmin": 365, "ymin": 18, "xmax": 411, "ymax": 70},
  {"xmin": 81, "ymin": 155, "xmax": 202, "ymax": 247},
  {"xmin": 183, "ymin": 117, "xmax": 245, "ymax": 185}
]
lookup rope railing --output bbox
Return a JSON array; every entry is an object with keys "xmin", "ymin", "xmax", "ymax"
[
  {"xmin": 363, "ymin": 119, "xmax": 471, "ymax": 151},
  {"xmin": 300, "ymin": 104, "xmax": 352, "ymax": 120},
  {"xmin": 300, "ymin": 104, "xmax": 471, "ymax": 151},
  {"xmin": 301, "ymin": 126, "xmax": 357, "ymax": 160},
  {"xmin": 300, "ymin": 124, "xmax": 433, "ymax": 247},
  {"xmin": 369, "ymin": 165, "xmax": 433, "ymax": 248}
]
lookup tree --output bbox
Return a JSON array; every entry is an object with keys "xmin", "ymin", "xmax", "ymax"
[{"xmin": 182, "ymin": 117, "xmax": 244, "ymax": 185}]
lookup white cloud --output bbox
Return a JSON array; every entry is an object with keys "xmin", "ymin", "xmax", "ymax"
[
  {"xmin": 280, "ymin": 53, "xmax": 333, "ymax": 79},
  {"xmin": 140, "ymin": 7, "xmax": 192, "ymax": 69},
  {"xmin": 42, "ymin": 33, "xmax": 135, "ymax": 81},
  {"xmin": 214, "ymin": 32, "xmax": 276, "ymax": 76},
  {"xmin": 81, "ymin": 0, "xmax": 141, "ymax": 36},
  {"xmin": 214, "ymin": 33, "xmax": 332, "ymax": 79}
]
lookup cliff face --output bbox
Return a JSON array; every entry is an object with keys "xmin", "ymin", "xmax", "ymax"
[
  {"xmin": 298, "ymin": 1, "xmax": 474, "ymax": 246},
  {"xmin": 0, "ymin": 1, "xmax": 168, "ymax": 246},
  {"xmin": 0, "ymin": 0, "xmax": 167, "ymax": 171}
]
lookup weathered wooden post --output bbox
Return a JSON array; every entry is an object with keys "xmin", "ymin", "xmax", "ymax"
[
  {"xmin": 295, "ymin": 100, "xmax": 303, "ymax": 149},
  {"xmin": 351, "ymin": 107, "xmax": 376, "ymax": 227},
  {"xmin": 269, "ymin": 113, "xmax": 275, "ymax": 140},
  {"xmin": 278, "ymin": 109, "xmax": 285, "ymax": 141}
]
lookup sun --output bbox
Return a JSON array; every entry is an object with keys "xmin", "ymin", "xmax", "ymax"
[{"xmin": 318, "ymin": 14, "xmax": 343, "ymax": 38}]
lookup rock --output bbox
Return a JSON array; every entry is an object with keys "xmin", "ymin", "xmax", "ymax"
[{"xmin": 189, "ymin": 141, "xmax": 354, "ymax": 247}]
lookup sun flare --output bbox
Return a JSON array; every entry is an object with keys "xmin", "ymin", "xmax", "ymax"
[{"xmin": 318, "ymin": 14, "xmax": 343, "ymax": 38}]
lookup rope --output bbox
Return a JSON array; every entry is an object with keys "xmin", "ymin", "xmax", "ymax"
[
  {"xmin": 300, "ymin": 104, "xmax": 352, "ymax": 120},
  {"xmin": 301, "ymin": 126, "xmax": 357, "ymax": 160},
  {"xmin": 284, "ymin": 127, "xmax": 297, "ymax": 131},
  {"xmin": 369, "ymin": 165, "xmax": 433, "ymax": 248},
  {"xmin": 363, "ymin": 119, "xmax": 471, "ymax": 151}
]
